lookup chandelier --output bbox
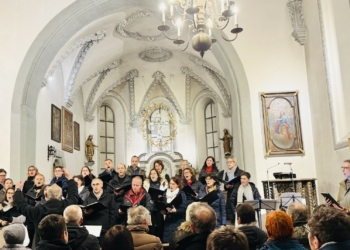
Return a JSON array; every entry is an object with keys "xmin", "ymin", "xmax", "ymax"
[{"xmin": 158, "ymin": 0, "xmax": 243, "ymax": 58}]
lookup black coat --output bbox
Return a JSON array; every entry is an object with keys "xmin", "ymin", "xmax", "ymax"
[
  {"xmin": 67, "ymin": 222, "xmax": 100, "ymax": 250},
  {"xmin": 198, "ymin": 167, "xmax": 219, "ymax": 185},
  {"xmin": 169, "ymin": 230, "xmax": 193, "ymax": 250},
  {"xmin": 176, "ymin": 232, "xmax": 210, "ymax": 250},
  {"xmin": 36, "ymin": 239, "xmax": 72, "ymax": 250},
  {"xmin": 23, "ymin": 176, "xmax": 35, "ymax": 195},
  {"xmin": 230, "ymin": 182, "xmax": 261, "ymax": 216},
  {"xmin": 107, "ymin": 175, "xmax": 132, "ymax": 195},
  {"xmin": 224, "ymin": 166, "xmax": 243, "ymax": 221},
  {"xmin": 82, "ymin": 191, "xmax": 117, "ymax": 232},
  {"xmin": 25, "ymin": 185, "xmax": 44, "ymax": 206},
  {"xmin": 182, "ymin": 180, "xmax": 202, "ymax": 205},
  {"xmin": 238, "ymin": 225, "xmax": 267, "ymax": 250},
  {"xmin": 14, "ymin": 179, "xmax": 79, "ymax": 248},
  {"xmin": 78, "ymin": 186, "xmax": 90, "ymax": 203}
]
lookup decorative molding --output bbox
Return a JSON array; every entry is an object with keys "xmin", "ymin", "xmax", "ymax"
[
  {"xmin": 64, "ymin": 41, "xmax": 94, "ymax": 107},
  {"xmin": 185, "ymin": 74, "xmax": 192, "ymax": 121},
  {"xmin": 181, "ymin": 66, "xmax": 231, "ymax": 117},
  {"xmin": 116, "ymin": 9, "xmax": 175, "ymax": 42},
  {"xmin": 70, "ymin": 60, "xmax": 122, "ymax": 106},
  {"xmin": 139, "ymin": 47, "xmax": 172, "ymax": 62},
  {"xmin": 287, "ymin": 0, "xmax": 307, "ymax": 45},
  {"xmin": 137, "ymin": 71, "xmax": 188, "ymax": 124},
  {"xmin": 85, "ymin": 69, "xmax": 139, "ymax": 121},
  {"xmin": 45, "ymin": 31, "xmax": 107, "ymax": 79},
  {"xmin": 128, "ymin": 76, "xmax": 136, "ymax": 124},
  {"xmin": 317, "ymin": 0, "xmax": 347, "ymax": 149},
  {"xmin": 189, "ymin": 56, "xmax": 225, "ymax": 78}
]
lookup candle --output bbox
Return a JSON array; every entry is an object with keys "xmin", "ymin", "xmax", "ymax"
[
  {"xmin": 220, "ymin": 0, "xmax": 224, "ymax": 13},
  {"xmin": 160, "ymin": 3, "xmax": 166, "ymax": 23},
  {"xmin": 234, "ymin": 7, "xmax": 238, "ymax": 25},
  {"xmin": 176, "ymin": 19, "xmax": 182, "ymax": 37},
  {"xmin": 170, "ymin": 5, "xmax": 174, "ymax": 16}
]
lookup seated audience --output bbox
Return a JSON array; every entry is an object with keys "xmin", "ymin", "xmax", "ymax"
[
  {"xmin": 23, "ymin": 166, "xmax": 39, "ymax": 195},
  {"xmin": 308, "ymin": 205, "xmax": 350, "ymax": 249},
  {"xmin": 36, "ymin": 214, "xmax": 71, "ymax": 250},
  {"xmin": 50, "ymin": 166, "xmax": 69, "ymax": 197},
  {"xmin": 206, "ymin": 226, "xmax": 249, "ymax": 250},
  {"xmin": 287, "ymin": 203, "xmax": 310, "ymax": 249},
  {"xmin": 73, "ymin": 175, "xmax": 89, "ymax": 203},
  {"xmin": 102, "ymin": 225, "xmax": 134, "ymax": 250},
  {"xmin": 63, "ymin": 205, "xmax": 99, "ymax": 250},
  {"xmin": 176, "ymin": 202, "xmax": 216, "ymax": 250},
  {"xmin": 162, "ymin": 177, "xmax": 187, "ymax": 243},
  {"xmin": 236, "ymin": 203, "xmax": 267, "ymax": 250},
  {"xmin": 198, "ymin": 173, "xmax": 226, "ymax": 228},
  {"xmin": 182, "ymin": 167, "xmax": 202, "ymax": 205},
  {"xmin": 153, "ymin": 160, "xmax": 170, "ymax": 183},
  {"xmin": 1, "ymin": 224, "xmax": 30, "ymax": 250},
  {"xmin": 126, "ymin": 206, "xmax": 162, "ymax": 250},
  {"xmin": 261, "ymin": 211, "xmax": 306, "ymax": 249},
  {"xmin": 82, "ymin": 178, "xmax": 117, "ymax": 244},
  {"xmin": 14, "ymin": 168, "xmax": 79, "ymax": 248},
  {"xmin": 230, "ymin": 172, "xmax": 261, "ymax": 222},
  {"xmin": 198, "ymin": 157, "xmax": 219, "ymax": 184},
  {"xmin": 126, "ymin": 156, "xmax": 146, "ymax": 178}
]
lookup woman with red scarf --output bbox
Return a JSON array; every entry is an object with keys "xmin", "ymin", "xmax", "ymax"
[
  {"xmin": 198, "ymin": 156, "xmax": 219, "ymax": 185},
  {"xmin": 182, "ymin": 167, "xmax": 202, "ymax": 205}
]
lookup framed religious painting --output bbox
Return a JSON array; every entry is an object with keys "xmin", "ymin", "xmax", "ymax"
[
  {"xmin": 51, "ymin": 104, "xmax": 61, "ymax": 143},
  {"xmin": 74, "ymin": 121, "xmax": 80, "ymax": 151},
  {"xmin": 62, "ymin": 106, "xmax": 73, "ymax": 153},
  {"xmin": 261, "ymin": 91, "xmax": 304, "ymax": 156}
]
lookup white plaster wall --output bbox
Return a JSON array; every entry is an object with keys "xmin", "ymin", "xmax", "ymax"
[{"xmin": 0, "ymin": 0, "xmax": 74, "ymax": 179}]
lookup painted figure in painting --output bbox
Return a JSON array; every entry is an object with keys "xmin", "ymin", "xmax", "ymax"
[
  {"xmin": 274, "ymin": 111, "xmax": 293, "ymax": 141},
  {"xmin": 85, "ymin": 135, "xmax": 97, "ymax": 162},
  {"xmin": 219, "ymin": 129, "xmax": 233, "ymax": 156}
]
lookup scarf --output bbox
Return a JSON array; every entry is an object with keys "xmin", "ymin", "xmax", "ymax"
[
  {"xmin": 186, "ymin": 180, "xmax": 193, "ymax": 186},
  {"xmin": 166, "ymin": 188, "xmax": 180, "ymax": 203},
  {"xmin": 78, "ymin": 185, "xmax": 85, "ymax": 194},
  {"xmin": 93, "ymin": 190, "xmax": 103, "ymax": 200},
  {"xmin": 206, "ymin": 185, "xmax": 217, "ymax": 194},
  {"xmin": 1, "ymin": 201, "xmax": 13, "ymax": 212},
  {"xmin": 206, "ymin": 166, "xmax": 213, "ymax": 173},
  {"xmin": 237, "ymin": 184, "xmax": 253, "ymax": 203},
  {"xmin": 227, "ymin": 166, "xmax": 237, "ymax": 180},
  {"xmin": 125, "ymin": 188, "xmax": 146, "ymax": 206}
]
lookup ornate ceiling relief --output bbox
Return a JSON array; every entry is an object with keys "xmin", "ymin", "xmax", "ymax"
[
  {"xmin": 139, "ymin": 47, "xmax": 172, "ymax": 62},
  {"xmin": 44, "ymin": 31, "xmax": 107, "ymax": 82},
  {"xmin": 287, "ymin": 0, "xmax": 307, "ymax": 45},
  {"xmin": 84, "ymin": 69, "xmax": 139, "ymax": 121},
  {"xmin": 116, "ymin": 9, "xmax": 175, "ymax": 41},
  {"xmin": 137, "ymin": 71, "xmax": 188, "ymax": 124}
]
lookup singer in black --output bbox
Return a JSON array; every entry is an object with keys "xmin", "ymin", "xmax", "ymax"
[
  {"xmin": 182, "ymin": 167, "xmax": 202, "ymax": 205},
  {"xmin": 230, "ymin": 172, "xmax": 261, "ymax": 223}
]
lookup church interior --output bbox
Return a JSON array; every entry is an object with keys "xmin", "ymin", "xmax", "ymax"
[{"xmin": 2, "ymin": 0, "xmax": 350, "ymax": 205}]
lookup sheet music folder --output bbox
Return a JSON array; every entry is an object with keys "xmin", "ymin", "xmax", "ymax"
[
  {"xmin": 321, "ymin": 193, "xmax": 341, "ymax": 208},
  {"xmin": 183, "ymin": 186, "xmax": 196, "ymax": 196},
  {"xmin": 199, "ymin": 191, "xmax": 219, "ymax": 204},
  {"xmin": 155, "ymin": 194, "xmax": 183, "ymax": 211},
  {"xmin": 79, "ymin": 202, "xmax": 107, "ymax": 212},
  {"xmin": 148, "ymin": 188, "xmax": 166, "ymax": 201}
]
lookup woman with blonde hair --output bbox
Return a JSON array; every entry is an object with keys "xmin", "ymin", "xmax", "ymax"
[{"xmin": 23, "ymin": 166, "xmax": 39, "ymax": 194}]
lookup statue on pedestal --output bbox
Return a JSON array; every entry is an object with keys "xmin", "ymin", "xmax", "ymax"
[
  {"xmin": 219, "ymin": 129, "xmax": 233, "ymax": 156},
  {"xmin": 85, "ymin": 135, "xmax": 97, "ymax": 162}
]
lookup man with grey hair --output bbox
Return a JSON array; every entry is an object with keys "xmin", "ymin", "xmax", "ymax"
[
  {"xmin": 14, "ymin": 168, "xmax": 79, "ymax": 249},
  {"xmin": 176, "ymin": 202, "xmax": 216, "ymax": 250},
  {"xmin": 63, "ymin": 205, "xmax": 99, "ymax": 250},
  {"xmin": 126, "ymin": 206, "xmax": 162, "ymax": 250},
  {"xmin": 286, "ymin": 203, "xmax": 309, "ymax": 249},
  {"xmin": 175, "ymin": 160, "xmax": 189, "ymax": 179}
]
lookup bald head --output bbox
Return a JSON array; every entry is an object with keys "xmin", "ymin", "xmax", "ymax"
[
  {"xmin": 188, "ymin": 202, "xmax": 216, "ymax": 233},
  {"xmin": 287, "ymin": 203, "xmax": 308, "ymax": 222},
  {"xmin": 46, "ymin": 184, "xmax": 62, "ymax": 200},
  {"xmin": 64, "ymin": 205, "xmax": 83, "ymax": 225},
  {"xmin": 132, "ymin": 176, "xmax": 142, "ymax": 194}
]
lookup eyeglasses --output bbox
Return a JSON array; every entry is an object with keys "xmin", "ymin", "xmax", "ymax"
[
  {"xmin": 0, "ymin": 175, "xmax": 6, "ymax": 177},
  {"xmin": 341, "ymin": 167, "xmax": 350, "ymax": 170}
]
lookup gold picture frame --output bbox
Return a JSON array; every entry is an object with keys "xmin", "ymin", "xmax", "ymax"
[
  {"xmin": 62, "ymin": 106, "xmax": 73, "ymax": 153},
  {"xmin": 74, "ymin": 121, "xmax": 80, "ymax": 151},
  {"xmin": 51, "ymin": 104, "xmax": 61, "ymax": 143},
  {"xmin": 261, "ymin": 91, "xmax": 304, "ymax": 156}
]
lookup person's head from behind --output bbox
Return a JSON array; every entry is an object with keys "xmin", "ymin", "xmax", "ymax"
[
  {"xmin": 64, "ymin": 205, "xmax": 84, "ymax": 226},
  {"xmin": 236, "ymin": 203, "xmax": 256, "ymax": 225},
  {"xmin": 188, "ymin": 202, "xmax": 216, "ymax": 234},
  {"xmin": 127, "ymin": 205, "xmax": 151, "ymax": 226},
  {"xmin": 207, "ymin": 226, "xmax": 249, "ymax": 250},
  {"xmin": 3, "ymin": 224, "xmax": 26, "ymax": 245},
  {"xmin": 46, "ymin": 184, "xmax": 62, "ymax": 200},
  {"xmin": 102, "ymin": 225, "xmax": 134, "ymax": 250},
  {"xmin": 286, "ymin": 202, "xmax": 308, "ymax": 223},
  {"xmin": 265, "ymin": 211, "xmax": 293, "ymax": 240},
  {"xmin": 308, "ymin": 205, "xmax": 350, "ymax": 250},
  {"xmin": 38, "ymin": 214, "xmax": 68, "ymax": 243}
]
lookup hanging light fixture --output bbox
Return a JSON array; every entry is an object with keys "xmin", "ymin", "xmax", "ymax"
[{"xmin": 158, "ymin": 0, "xmax": 243, "ymax": 58}]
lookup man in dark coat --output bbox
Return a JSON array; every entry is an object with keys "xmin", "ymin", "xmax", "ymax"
[
  {"xmin": 99, "ymin": 159, "xmax": 117, "ymax": 181},
  {"xmin": 63, "ymin": 205, "xmax": 99, "ymax": 250},
  {"xmin": 82, "ymin": 178, "xmax": 117, "ymax": 244},
  {"xmin": 176, "ymin": 202, "xmax": 216, "ymax": 250},
  {"xmin": 126, "ymin": 156, "xmax": 146, "ymax": 178},
  {"xmin": 36, "ymin": 214, "xmax": 72, "ymax": 250},
  {"xmin": 14, "ymin": 168, "xmax": 79, "ymax": 249}
]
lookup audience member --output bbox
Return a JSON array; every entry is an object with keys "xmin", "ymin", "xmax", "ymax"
[
  {"xmin": 63, "ymin": 205, "xmax": 99, "ymax": 250},
  {"xmin": 287, "ymin": 203, "xmax": 310, "ymax": 249},
  {"xmin": 206, "ymin": 226, "xmax": 249, "ymax": 250},
  {"xmin": 0, "ymin": 224, "xmax": 29, "ymax": 250},
  {"xmin": 236, "ymin": 203, "xmax": 267, "ymax": 250},
  {"xmin": 261, "ymin": 211, "xmax": 306, "ymax": 249},
  {"xmin": 36, "ymin": 214, "xmax": 71, "ymax": 250},
  {"xmin": 126, "ymin": 156, "xmax": 146, "ymax": 178},
  {"xmin": 102, "ymin": 225, "xmax": 134, "ymax": 250},
  {"xmin": 176, "ymin": 202, "xmax": 216, "ymax": 250},
  {"xmin": 224, "ymin": 157, "xmax": 243, "ymax": 224},
  {"xmin": 198, "ymin": 157, "xmax": 219, "ymax": 185},
  {"xmin": 50, "ymin": 166, "xmax": 69, "ymax": 197},
  {"xmin": 23, "ymin": 166, "xmax": 39, "ymax": 195},
  {"xmin": 308, "ymin": 205, "xmax": 350, "ymax": 249},
  {"xmin": 126, "ymin": 206, "xmax": 162, "ymax": 250},
  {"xmin": 14, "ymin": 168, "xmax": 79, "ymax": 248}
]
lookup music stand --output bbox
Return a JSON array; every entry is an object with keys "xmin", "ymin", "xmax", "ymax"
[
  {"xmin": 243, "ymin": 199, "xmax": 278, "ymax": 229},
  {"xmin": 280, "ymin": 192, "xmax": 305, "ymax": 209}
]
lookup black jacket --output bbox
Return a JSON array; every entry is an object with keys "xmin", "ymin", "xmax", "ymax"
[
  {"xmin": 224, "ymin": 166, "xmax": 243, "ymax": 221},
  {"xmin": 169, "ymin": 230, "xmax": 193, "ymax": 250},
  {"xmin": 182, "ymin": 180, "xmax": 202, "ymax": 205},
  {"xmin": 198, "ymin": 167, "xmax": 219, "ymax": 185},
  {"xmin": 238, "ymin": 225, "xmax": 267, "ymax": 250},
  {"xmin": 78, "ymin": 186, "xmax": 90, "ymax": 203},
  {"xmin": 36, "ymin": 239, "xmax": 72, "ymax": 250},
  {"xmin": 82, "ymin": 191, "xmax": 117, "ymax": 232},
  {"xmin": 14, "ymin": 179, "xmax": 79, "ymax": 248},
  {"xmin": 23, "ymin": 176, "xmax": 35, "ymax": 195},
  {"xmin": 25, "ymin": 185, "xmax": 44, "ymax": 206},
  {"xmin": 67, "ymin": 222, "xmax": 99, "ymax": 250},
  {"xmin": 176, "ymin": 232, "xmax": 210, "ymax": 250},
  {"xmin": 230, "ymin": 182, "xmax": 261, "ymax": 216}
]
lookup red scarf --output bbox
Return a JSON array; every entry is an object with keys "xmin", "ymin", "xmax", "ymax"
[
  {"xmin": 206, "ymin": 166, "xmax": 213, "ymax": 173},
  {"xmin": 125, "ymin": 188, "xmax": 146, "ymax": 206},
  {"xmin": 187, "ymin": 180, "xmax": 193, "ymax": 186}
]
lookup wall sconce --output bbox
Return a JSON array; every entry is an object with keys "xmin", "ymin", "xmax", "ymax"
[{"xmin": 47, "ymin": 145, "xmax": 56, "ymax": 161}]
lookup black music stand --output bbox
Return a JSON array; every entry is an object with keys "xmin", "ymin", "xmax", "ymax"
[
  {"xmin": 280, "ymin": 192, "xmax": 305, "ymax": 209},
  {"xmin": 244, "ymin": 199, "xmax": 278, "ymax": 228}
]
